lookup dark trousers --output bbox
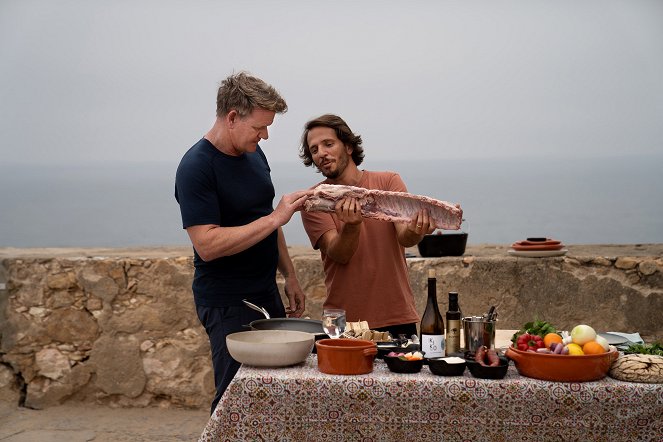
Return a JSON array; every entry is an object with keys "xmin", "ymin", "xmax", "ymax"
[{"xmin": 196, "ymin": 291, "xmax": 286, "ymax": 415}]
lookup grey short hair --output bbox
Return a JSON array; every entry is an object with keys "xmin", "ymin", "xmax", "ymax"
[{"xmin": 216, "ymin": 72, "xmax": 287, "ymax": 118}]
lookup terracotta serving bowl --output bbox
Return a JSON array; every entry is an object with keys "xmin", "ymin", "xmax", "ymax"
[
  {"xmin": 505, "ymin": 345, "xmax": 619, "ymax": 382},
  {"xmin": 316, "ymin": 339, "xmax": 377, "ymax": 375},
  {"xmin": 226, "ymin": 330, "xmax": 314, "ymax": 367}
]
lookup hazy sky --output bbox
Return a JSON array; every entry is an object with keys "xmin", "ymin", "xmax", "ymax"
[{"xmin": 1, "ymin": 0, "xmax": 662, "ymax": 167}]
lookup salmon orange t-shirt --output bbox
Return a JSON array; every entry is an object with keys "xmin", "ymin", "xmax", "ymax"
[{"xmin": 300, "ymin": 171, "xmax": 420, "ymax": 329}]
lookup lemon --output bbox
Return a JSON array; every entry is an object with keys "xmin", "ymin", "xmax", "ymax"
[{"xmin": 566, "ymin": 343, "xmax": 584, "ymax": 355}]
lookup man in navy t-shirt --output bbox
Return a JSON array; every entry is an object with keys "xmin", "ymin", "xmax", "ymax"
[{"xmin": 175, "ymin": 72, "xmax": 311, "ymax": 414}]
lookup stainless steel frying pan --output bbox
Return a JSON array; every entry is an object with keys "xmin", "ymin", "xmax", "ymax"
[{"xmin": 242, "ymin": 299, "xmax": 326, "ymax": 337}]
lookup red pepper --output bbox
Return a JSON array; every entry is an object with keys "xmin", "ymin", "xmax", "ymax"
[
  {"xmin": 516, "ymin": 333, "xmax": 545, "ymax": 352},
  {"xmin": 516, "ymin": 333, "xmax": 530, "ymax": 351}
]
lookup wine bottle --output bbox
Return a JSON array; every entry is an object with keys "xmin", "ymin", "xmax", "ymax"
[
  {"xmin": 445, "ymin": 291, "xmax": 461, "ymax": 355},
  {"xmin": 420, "ymin": 269, "xmax": 445, "ymax": 358}
]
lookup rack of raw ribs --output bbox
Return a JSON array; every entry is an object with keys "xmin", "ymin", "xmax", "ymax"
[{"xmin": 304, "ymin": 184, "xmax": 463, "ymax": 230}]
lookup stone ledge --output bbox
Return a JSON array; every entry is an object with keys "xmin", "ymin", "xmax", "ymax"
[
  {"xmin": 2, "ymin": 243, "xmax": 663, "ymax": 259},
  {"xmin": 1, "ymin": 244, "xmax": 661, "ymax": 409}
]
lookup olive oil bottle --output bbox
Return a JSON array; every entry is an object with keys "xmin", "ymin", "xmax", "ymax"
[
  {"xmin": 445, "ymin": 291, "xmax": 461, "ymax": 355},
  {"xmin": 419, "ymin": 269, "xmax": 445, "ymax": 358}
]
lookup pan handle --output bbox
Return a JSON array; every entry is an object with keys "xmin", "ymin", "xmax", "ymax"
[{"xmin": 242, "ymin": 299, "xmax": 270, "ymax": 319}]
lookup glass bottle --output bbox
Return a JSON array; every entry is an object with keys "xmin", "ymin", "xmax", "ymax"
[
  {"xmin": 419, "ymin": 269, "xmax": 445, "ymax": 358},
  {"xmin": 445, "ymin": 292, "xmax": 461, "ymax": 355}
]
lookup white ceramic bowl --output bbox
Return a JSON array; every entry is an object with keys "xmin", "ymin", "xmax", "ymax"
[{"xmin": 226, "ymin": 330, "xmax": 314, "ymax": 367}]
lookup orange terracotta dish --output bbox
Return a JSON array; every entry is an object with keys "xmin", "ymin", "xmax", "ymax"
[
  {"xmin": 316, "ymin": 339, "xmax": 377, "ymax": 375},
  {"xmin": 505, "ymin": 345, "xmax": 618, "ymax": 382}
]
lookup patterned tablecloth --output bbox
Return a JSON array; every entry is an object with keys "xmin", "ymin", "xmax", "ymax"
[{"xmin": 199, "ymin": 355, "xmax": 663, "ymax": 442}]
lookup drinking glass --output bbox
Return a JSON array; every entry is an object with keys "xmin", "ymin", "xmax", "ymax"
[{"xmin": 322, "ymin": 308, "xmax": 346, "ymax": 339}]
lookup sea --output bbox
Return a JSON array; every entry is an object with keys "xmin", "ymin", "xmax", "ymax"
[{"xmin": 1, "ymin": 154, "xmax": 661, "ymax": 248}]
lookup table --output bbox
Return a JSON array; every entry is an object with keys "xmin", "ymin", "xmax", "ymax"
[{"xmin": 199, "ymin": 354, "xmax": 663, "ymax": 441}]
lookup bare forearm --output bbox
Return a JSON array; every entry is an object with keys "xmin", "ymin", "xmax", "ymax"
[
  {"xmin": 187, "ymin": 214, "xmax": 281, "ymax": 261},
  {"xmin": 187, "ymin": 189, "xmax": 312, "ymax": 262},
  {"xmin": 397, "ymin": 228, "xmax": 424, "ymax": 248},
  {"xmin": 323, "ymin": 223, "xmax": 361, "ymax": 264},
  {"xmin": 277, "ymin": 227, "xmax": 306, "ymax": 317},
  {"xmin": 277, "ymin": 227, "xmax": 295, "ymax": 277}
]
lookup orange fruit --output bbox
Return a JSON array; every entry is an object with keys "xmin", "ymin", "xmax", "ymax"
[
  {"xmin": 582, "ymin": 340, "xmax": 606, "ymax": 355},
  {"xmin": 543, "ymin": 333, "xmax": 563, "ymax": 348}
]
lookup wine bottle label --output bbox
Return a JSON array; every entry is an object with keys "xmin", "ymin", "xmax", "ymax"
[
  {"xmin": 421, "ymin": 334, "xmax": 445, "ymax": 358},
  {"xmin": 446, "ymin": 319, "xmax": 461, "ymax": 355}
]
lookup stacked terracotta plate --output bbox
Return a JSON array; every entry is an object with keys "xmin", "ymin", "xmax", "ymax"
[{"xmin": 507, "ymin": 237, "xmax": 568, "ymax": 257}]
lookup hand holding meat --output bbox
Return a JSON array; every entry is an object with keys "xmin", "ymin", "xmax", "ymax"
[
  {"xmin": 272, "ymin": 189, "xmax": 313, "ymax": 226},
  {"xmin": 406, "ymin": 209, "xmax": 435, "ymax": 235},
  {"xmin": 335, "ymin": 197, "xmax": 363, "ymax": 225}
]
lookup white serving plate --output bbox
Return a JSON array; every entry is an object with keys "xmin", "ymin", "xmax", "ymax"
[{"xmin": 598, "ymin": 332, "xmax": 629, "ymax": 345}]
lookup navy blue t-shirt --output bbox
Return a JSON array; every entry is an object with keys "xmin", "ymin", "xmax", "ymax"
[{"xmin": 175, "ymin": 138, "xmax": 279, "ymax": 307}]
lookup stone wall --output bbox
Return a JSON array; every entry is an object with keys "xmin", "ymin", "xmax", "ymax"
[{"xmin": 1, "ymin": 245, "xmax": 661, "ymax": 409}]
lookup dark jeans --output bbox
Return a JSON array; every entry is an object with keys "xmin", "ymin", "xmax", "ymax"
[
  {"xmin": 196, "ymin": 291, "xmax": 286, "ymax": 415},
  {"xmin": 375, "ymin": 323, "xmax": 418, "ymax": 340}
]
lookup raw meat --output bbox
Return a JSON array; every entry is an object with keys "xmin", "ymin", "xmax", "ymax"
[{"xmin": 304, "ymin": 184, "xmax": 463, "ymax": 230}]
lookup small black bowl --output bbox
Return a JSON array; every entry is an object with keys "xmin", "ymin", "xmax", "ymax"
[
  {"xmin": 465, "ymin": 356, "xmax": 509, "ymax": 379},
  {"xmin": 427, "ymin": 357, "xmax": 467, "ymax": 376},
  {"xmin": 384, "ymin": 355, "xmax": 424, "ymax": 374},
  {"xmin": 377, "ymin": 343, "xmax": 420, "ymax": 359}
]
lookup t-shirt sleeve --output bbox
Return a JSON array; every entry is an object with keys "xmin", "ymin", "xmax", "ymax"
[
  {"xmin": 385, "ymin": 172, "xmax": 408, "ymax": 193},
  {"xmin": 175, "ymin": 158, "xmax": 220, "ymax": 229},
  {"xmin": 300, "ymin": 209, "xmax": 336, "ymax": 250}
]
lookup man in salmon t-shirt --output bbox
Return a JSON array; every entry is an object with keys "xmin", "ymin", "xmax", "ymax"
[{"xmin": 299, "ymin": 114, "xmax": 435, "ymax": 338}]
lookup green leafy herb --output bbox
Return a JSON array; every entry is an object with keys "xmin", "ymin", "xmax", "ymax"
[
  {"xmin": 511, "ymin": 320, "xmax": 558, "ymax": 344},
  {"xmin": 623, "ymin": 342, "xmax": 663, "ymax": 356}
]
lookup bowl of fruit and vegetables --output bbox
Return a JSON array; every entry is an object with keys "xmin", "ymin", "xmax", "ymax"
[{"xmin": 505, "ymin": 321, "xmax": 619, "ymax": 382}]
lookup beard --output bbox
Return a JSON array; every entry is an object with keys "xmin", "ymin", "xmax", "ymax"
[
  {"xmin": 322, "ymin": 169, "xmax": 340, "ymax": 179},
  {"xmin": 319, "ymin": 153, "xmax": 349, "ymax": 179}
]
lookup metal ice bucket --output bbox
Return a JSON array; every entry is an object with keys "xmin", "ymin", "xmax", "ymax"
[{"xmin": 462, "ymin": 316, "xmax": 496, "ymax": 352}]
